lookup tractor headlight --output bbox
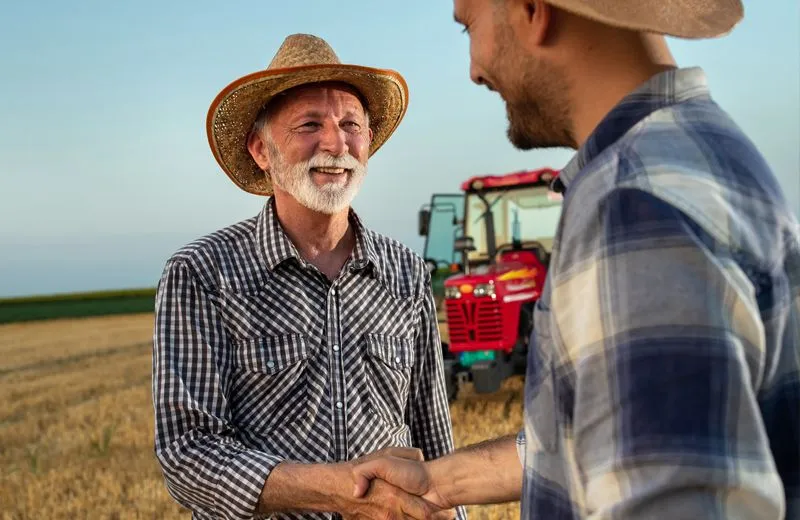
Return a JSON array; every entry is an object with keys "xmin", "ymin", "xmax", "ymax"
[
  {"xmin": 473, "ymin": 283, "xmax": 496, "ymax": 298},
  {"xmin": 444, "ymin": 285, "xmax": 462, "ymax": 299}
]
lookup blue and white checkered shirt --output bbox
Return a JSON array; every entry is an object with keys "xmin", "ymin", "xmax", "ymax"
[
  {"xmin": 517, "ymin": 67, "xmax": 799, "ymax": 519},
  {"xmin": 152, "ymin": 198, "xmax": 465, "ymax": 520}
]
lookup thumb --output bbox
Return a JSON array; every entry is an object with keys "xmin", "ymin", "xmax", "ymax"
[{"xmin": 354, "ymin": 457, "xmax": 430, "ymax": 497}]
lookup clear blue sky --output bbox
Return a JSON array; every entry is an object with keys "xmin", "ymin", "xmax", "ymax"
[{"xmin": 1, "ymin": 1, "xmax": 798, "ymax": 298}]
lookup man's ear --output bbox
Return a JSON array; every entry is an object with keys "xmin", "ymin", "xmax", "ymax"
[
  {"xmin": 512, "ymin": 0, "xmax": 552, "ymax": 47},
  {"xmin": 246, "ymin": 130, "xmax": 271, "ymax": 171}
]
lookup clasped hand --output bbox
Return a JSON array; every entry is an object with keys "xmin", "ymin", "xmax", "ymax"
[{"xmin": 342, "ymin": 447, "xmax": 454, "ymax": 520}]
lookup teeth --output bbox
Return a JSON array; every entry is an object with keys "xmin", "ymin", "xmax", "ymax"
[{"xmin": 314, "ymin": 167, "xmax": 346, "ymax": 174}]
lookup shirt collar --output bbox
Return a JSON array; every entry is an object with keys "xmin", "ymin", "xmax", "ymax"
[
  {"xmin": 347, "ymin": 209, "xmax": 382, "ymax": 278},
  {"xmin": 255, "ymin": 197, "xmax": 298, "ymax": 272},
  {"xmin": 255, "ymin": 197, "xmax": 381, "ymax": 278},
  {"xmin": 552, "ymin": 67, "xmax": 711, "ymax": 194}
]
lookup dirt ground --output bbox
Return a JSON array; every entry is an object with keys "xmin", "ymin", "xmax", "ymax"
[{"xmin": 0, "ymin": 313, "xmax": 523, "ymax": 519}]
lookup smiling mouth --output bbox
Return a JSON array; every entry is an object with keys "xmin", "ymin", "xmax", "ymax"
[{"xmin": 311, "ymin": 167, "xmax": 351, "ymax": 175}]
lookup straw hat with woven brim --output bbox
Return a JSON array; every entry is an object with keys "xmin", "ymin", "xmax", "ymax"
[
  {"xmin": 548, "ymin": 0, "xmax": 744, "ymax": 39},
  {"xmin": 206, "ymin": 34, "xmax": 409, "ymax": 196}
]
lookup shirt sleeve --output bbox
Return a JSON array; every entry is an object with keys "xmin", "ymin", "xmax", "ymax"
[
  {"xmin": 556, "ymin": 187, "xmax": 784, "ymax": 518},
  {"xmin": 152, "ymin": 258, "xmax": 284, "ymax": 520},
  {"xmin": 409, "ymin": 271, "xmax": 468, "ymax": 520}
]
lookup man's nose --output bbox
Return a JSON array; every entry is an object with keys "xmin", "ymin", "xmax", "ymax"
[
  {"xmin": 318, "ymin": 122, "xmax": 348, "ymax": 157},
  {"xmin": 470, "ymin": 62, "xmax": 485, "ymax": 87}
]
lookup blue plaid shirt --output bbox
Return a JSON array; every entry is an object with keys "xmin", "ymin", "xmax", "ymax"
[{"xmin": 517, "ymin": 67, "xmax": 799, "ymax": 519}]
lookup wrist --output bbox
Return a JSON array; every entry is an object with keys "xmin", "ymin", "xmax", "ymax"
[
  {"xmin": 327, "ymin": 462, "xmax": 358, "ymax": 511},
  {"xmin": 257, "ymin": 461, "xmax": 353, "ymax": 514},
  {"xmin": 426, "ymin": 457, "xmax": 455, "ymax": 508}
]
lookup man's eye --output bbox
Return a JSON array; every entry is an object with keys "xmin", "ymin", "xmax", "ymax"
[
  {"xmin": 343, "ymin": 121, "xmax": 360, "ymax": 129},
  {"xmin": 302, "ymin": 122, "xmax": 320, "ymax": 128}
]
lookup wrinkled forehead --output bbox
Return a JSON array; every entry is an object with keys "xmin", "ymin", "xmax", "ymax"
[{"xmin": 266, "ymin": 81, "xmax": 369, "ymax": 119}]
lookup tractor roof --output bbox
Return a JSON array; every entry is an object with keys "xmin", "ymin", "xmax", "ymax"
[{"xmin": 460, "ymin": 167, "xmax": 560, "ymax": 192}]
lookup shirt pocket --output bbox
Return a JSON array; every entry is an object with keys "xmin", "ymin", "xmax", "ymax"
[
  {"xmin": 231, "ymin": 333, "xmax": 314, "ymax": 434},
  {"xmin": 363, "ymin": 333, "xmax": 416, "ymax": 426},
  {"xmin": 524, "ymin": 301, "xmax": 559, "ymax": 453}
]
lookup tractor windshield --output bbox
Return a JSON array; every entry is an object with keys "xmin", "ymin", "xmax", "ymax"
[
  {"xmin": 464, "ymin": 184, "xmax": 562, "ymax": 263},
  {"xmin": 422, "ymin": 193, "xmax": 465, "ymax": 268}
]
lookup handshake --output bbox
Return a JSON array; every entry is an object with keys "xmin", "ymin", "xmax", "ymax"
[
  {"xmin": 259, "ymin": 435, "xmax": 518, "ymax": 518},
  {"xmin": 343, "ymin": 446, "xmax": 457, "ymax": 520}
]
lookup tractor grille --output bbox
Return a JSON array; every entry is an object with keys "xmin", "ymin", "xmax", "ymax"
[{"xmin": 445, "ymin": 299, "xmax": 503, "ymax": 344}]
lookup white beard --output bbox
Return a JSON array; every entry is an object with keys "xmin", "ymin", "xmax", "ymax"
[{"xmin": 265, "ymin": 137, "xmax": 367, "ymax": 215}]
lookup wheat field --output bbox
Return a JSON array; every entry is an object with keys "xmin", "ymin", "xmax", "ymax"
[{"xmin": 0, "ymin": 313, "xmax": 523, "ymax": 519}]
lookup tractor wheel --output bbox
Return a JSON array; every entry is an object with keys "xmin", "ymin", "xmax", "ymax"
[
  {"xmin": 441, "ymin": 341, "xmax": 456, "ymax": 360},
  {"xmin": 447, "ymin": 372, "xmax": 459, "ymax": 402},
  {"xmin": 512, "ymin": 303, "xmax": 535, "ymax": 375},
  {"xmin": 440, "ymin": 342, "xmax": 459, "ymax": 402}
]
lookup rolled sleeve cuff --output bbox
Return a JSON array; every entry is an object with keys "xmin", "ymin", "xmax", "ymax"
[
  {"xmin": 214, "ymin": 449, "xmax": 284, "ymax": 520},
  {"xmin": 515, "ymin": 429, "xmax": 526, "ymax": 465}
]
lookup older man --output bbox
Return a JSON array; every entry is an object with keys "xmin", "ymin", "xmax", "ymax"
[
  {"xmin": 152, "ymin": 34, "xmax": 464, "ymax": 520},
  {"xmin": 353, "ymin": 1, "xmax": 800, "ymax": 519}
]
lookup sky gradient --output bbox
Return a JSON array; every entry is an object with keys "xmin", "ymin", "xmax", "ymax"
[{"xmin": 1, "ymin": 1, "xmax": 798, "ymax": 297}]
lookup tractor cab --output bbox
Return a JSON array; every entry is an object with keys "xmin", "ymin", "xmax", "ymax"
[{"xmin": 418, "ymin": 168, "xmax": 563, "ymax": 400}]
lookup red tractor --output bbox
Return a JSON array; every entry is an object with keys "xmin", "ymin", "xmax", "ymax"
[{"xmin": 418, "ymin": 168, "xmax": 563, "ymax": 400}]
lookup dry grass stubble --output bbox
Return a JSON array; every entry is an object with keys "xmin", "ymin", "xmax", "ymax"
[{"xmin": 0, "ymin": 314, "xmax": 523, "ymax": 519}]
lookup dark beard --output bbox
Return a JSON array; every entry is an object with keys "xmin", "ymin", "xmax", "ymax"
[
  {"xmin": 493, "ymin": 16, "xmax": 576, "ymax": 150},
  {"xmin": 505, "ymin": 89, "xmax": 576, "ymax": 150}
]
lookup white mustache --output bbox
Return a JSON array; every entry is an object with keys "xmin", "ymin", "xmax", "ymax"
[{"xmin": 307, "ymin": 153, "xmax": 361, "ymax": 170}]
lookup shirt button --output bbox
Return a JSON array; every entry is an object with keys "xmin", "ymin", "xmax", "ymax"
[
  {"xmin": 395, "ymin": 356, "xmax": 401, "ymax": 364},
  {"xmin": 350, "ymin": 260, "xmax": 367, "ymax": 271},
  {"xmin": 336, "ymin": 401, "xmax": 343, "ymax": 409},
  {"xmin": 332, "ymin": 344, "xmax": 340, "ymax": 352},
  {"xmin": 266, "ymin": 361, "xmax": 275, "ymax": 369}
]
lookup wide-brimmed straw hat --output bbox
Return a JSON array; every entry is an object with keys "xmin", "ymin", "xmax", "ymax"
[
  {"xmin": 547, "ymin": 0, "xmax": 744, "ymax": 39},
  {"xmin": 206, "ymin": 34, "xmax": 409, "ymax": 196}
]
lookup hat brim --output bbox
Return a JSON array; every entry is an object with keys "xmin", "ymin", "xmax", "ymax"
[
  {"xmin": 207, "ymin": 64, "xmax": 409, "ymax": 196},
  {"xmin": 546, "ymin": 0, "xmax": 744, "ymax": 39}
]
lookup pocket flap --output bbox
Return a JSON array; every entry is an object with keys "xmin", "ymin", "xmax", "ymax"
[
  {"xmin": 365, "ymin": 333, "xmax": 415, "ymax": 369},
  {"xmin": 234, "ymin": 334, "xmax": 311, "ymax": 374}
]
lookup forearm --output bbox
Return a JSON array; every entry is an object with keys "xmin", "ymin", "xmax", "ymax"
[
  {"xmin": 156, "ymin": 432, "xmax": 283, "ymax": 519},
  {"xmin": 429, "ymin": 435, "xmax": 522, "ymax": 506},
  {"xmin": 257, "ymin": 461, "xmax": 352, "ymax": 516}
]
